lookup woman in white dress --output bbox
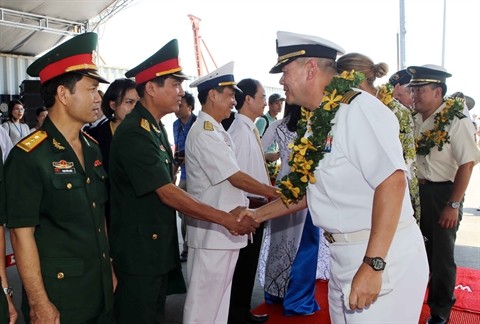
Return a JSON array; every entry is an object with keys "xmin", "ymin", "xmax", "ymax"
[
  {"xmin": 258, "ymin": 103, "xmax": 330, "ymax": 315},
  {"xmin": 2, "ymin": 100, "xmax": 31, "ymax": 145}
]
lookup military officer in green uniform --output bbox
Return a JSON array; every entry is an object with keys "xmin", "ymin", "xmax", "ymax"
[
  {"xmin": 109, "ymin": 39, "xmax": 259, "ymax": 324},
  {"xmin": 5, "ymin": 33, "xmax": 114, "ymax": 323}
]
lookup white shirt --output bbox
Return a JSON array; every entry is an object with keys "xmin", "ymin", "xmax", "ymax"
[
  {"xmin": 228, "ymin": 114, "xmax": 270, "ymax": 199},
  {"xmin": 307, "ymin": 89, "xmax": 412, "ymax": 233},
  {"xmin": 0, "ymin": 126, "xmax": 13, "ymax": 162},
  {"xmin": 414, "ymin": 102, "xmax": 480, "ymax": 182},
  {"xmin": 2, "ymin": 121, "xmax": 30, "ymax": 145},
  {"xmin": 185, "ymin": 111, "xmax": 248, "ymax": 249}
]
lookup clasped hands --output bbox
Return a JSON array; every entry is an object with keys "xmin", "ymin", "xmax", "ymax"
[{"xmin": 227, "ymin": 206, "xmax": 259, "ymax": 236}]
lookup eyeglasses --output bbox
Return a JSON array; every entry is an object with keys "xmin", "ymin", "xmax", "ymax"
[{"xmin": 13, "ymin": 107, "xmax": 25, "ymax": 111}]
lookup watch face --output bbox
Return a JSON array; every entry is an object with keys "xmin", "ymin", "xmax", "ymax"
[
  {"xmin": 371, "ymin": 258, "xmax": 385, "ymax": 270},
  {"xmin": 451, "ymin": 202, "xmax": 460, "ymax": 208}
]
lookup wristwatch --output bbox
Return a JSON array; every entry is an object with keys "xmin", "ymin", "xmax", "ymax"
[
  {"xmin": 363, "ymin": 256, "xmax": 386, "ymax": 271},
  {"xmin": 447, "ymin": 201, "xmax": 460, "ymax": 209},
  {"xmin": 3, "ymin": 287, "xmax": 13, "ymax": 298}
]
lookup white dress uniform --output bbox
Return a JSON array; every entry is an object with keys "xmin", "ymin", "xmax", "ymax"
[
  {"xmin": 184, "ymin": 110, "xmax": 248, "ymax": 324},
  {"xmin": 307, "ymin": 90, "xmax": 429, "ymax": 323}
]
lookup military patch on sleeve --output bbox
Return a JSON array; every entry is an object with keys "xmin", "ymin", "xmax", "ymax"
[
  {"xmin": 141, "ymin": 118, "xmax": 151, "ymax": 132},
  {"xmin": 340, "ymin": 90, "xmax": 361, "ymax": 104},
  {"xmin": 17, "ymin": 130, "xmax": 48, "ymax": 153},
  {"xmin": 82, "ymin": 131, "xmax": 99, "ymax": 144},
  {"xmin": 203, "ymin": 121, "xmax": 214, "ymax": 131}
]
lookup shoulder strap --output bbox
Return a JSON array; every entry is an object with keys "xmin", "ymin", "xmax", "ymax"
[
  {"xmin": 340, "ymin": 90, "xmax": 362, "ymax": 104},
  {"xmin": 260, "ymin": 115, "xmax": 269, "ymax": 136},
  {"xmin": 16, "ymin": 130, "xmax": 48, "ymax": 153}
]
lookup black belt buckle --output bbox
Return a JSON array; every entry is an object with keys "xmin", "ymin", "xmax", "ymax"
[{"xmin": 324, "ymin": 232, "xmax": 335, "ymax": 244}]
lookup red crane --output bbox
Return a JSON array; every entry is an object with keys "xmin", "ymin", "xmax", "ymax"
[{"xmin": 188, "ymin": 14, "xmax": 217, "ymax": 77}]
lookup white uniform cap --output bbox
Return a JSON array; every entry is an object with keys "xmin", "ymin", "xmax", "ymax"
[
  {"xmin": 190, "ymin": 61, "xmax": 241, "ymax": 92},
  {"xmin": 270, "ymin": 31, "xmax": 345, "ymax": 73}
]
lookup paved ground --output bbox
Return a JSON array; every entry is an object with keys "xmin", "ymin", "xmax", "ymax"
[{"xmin": 6, "ymin": 166, "xmax": 480, "ymax": 323}]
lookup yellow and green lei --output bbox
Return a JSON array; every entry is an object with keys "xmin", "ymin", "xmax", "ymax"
[
  {"xmin": 415, "ymin": 97, "xmax": 465, "ymax": 156},
  {"xmin": 278, "ymin": 70, "xmax": 364, "ymax": 204}
]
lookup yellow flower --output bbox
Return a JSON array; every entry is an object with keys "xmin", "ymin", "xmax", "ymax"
[
  {"xmin": 339, "ymin": 70, "xmax": 355, "ymax": 80},
  {"xmin": 322, "ymin": 89, "xmax": 342, "ymax": 111}
]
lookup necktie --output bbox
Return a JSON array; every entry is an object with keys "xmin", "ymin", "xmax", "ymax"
[{"xmin": 253, "ymin": 127, "xmax": 270, "ymax": 179}]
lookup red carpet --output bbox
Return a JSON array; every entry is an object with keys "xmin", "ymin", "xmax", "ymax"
[{"xmin": 253, "ymin": 267, "xmax": 480, "ymax": 323}]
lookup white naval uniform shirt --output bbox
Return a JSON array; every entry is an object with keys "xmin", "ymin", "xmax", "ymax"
[
  {"xmin": 228, "ymin": 114, "xmax": 270, "ymax": 199},
  {"xmin": 185, "ymin": 111, "xmax": 248, "ymax": 249},
  {"xmin": 307, "ymin": 89, "xmax": 413, "ymax": 234},
  {"xmin": 0, "ymin": 127, "xmax": 13, "ymax": 162},
  {"xmin": 414, "ymin": 102, "xmax": 480, "ymax": 182}
]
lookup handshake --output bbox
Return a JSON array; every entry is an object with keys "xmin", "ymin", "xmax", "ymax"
[{"xmin": 227, "ymin": 206, "xmax": 260, "ymax": 236}]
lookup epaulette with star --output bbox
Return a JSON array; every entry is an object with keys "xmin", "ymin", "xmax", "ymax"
[
  {"xmin": 140, "ymin": 118, "xmax": 151, "ymax": 132},
  {"xmin": 203, "ymin": 121, "xmax": 214, "ymax": 131},
  {"xmin": 16, "ymin": 130, "xmax": 48, "ymax": 153},
  {"xmin": 340, "ymin": 90, "xmax": 361, "ymax": 104},
  {"xmin": 82, "ymin": 130, "xmax": 99, "ymax": 144}
]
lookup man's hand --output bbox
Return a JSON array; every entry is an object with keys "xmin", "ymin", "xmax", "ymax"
[
  {"xmin": 6, "ymin": 295, "xmax": 18, "ymax": 324},
  {"xmin": 264, "ymin": 152, "xmax": 280, "ymax": 162},
  {"xmin": 348, "ymin": 263, "xmax": 382, "ymax": 311},
  {"xmin": 439, "ymin": 207, "xmax": 459, "ymax": 229},
  {"xmin": 29, "ymin": 300, "xmax": 60, "ymax": 324},
  {"xmin": 228, "ymin": 207, "xmax": 259, "ymax": 235}
]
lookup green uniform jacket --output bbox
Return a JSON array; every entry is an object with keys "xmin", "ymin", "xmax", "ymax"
[
  {"xmin": 109, "ymin": 103, "xmax": 184, "ymax": 290},
  {"xmin": 5, "ymin": 117, "xmax": 113, "ymax": 323}
]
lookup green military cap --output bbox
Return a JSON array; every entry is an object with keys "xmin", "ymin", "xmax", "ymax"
[
  {"xmin": 27, "ymin": 32, "xmax": 108, "ymax": 84},
  {"xmin": 406, "ymin": 64, "xmax": 452, "ymax": 87},
  {"xmin": 125, "ymin": 39, "xmax": 189, "ymax": 84}
]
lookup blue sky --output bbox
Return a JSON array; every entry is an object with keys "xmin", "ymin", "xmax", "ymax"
[{"xmin": 98, "ymin": 0, "xmax": 479, "ymax": 114}]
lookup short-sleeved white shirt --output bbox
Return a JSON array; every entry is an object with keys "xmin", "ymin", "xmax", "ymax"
[
  {"xmin": 414, "ymin": 102, "xmax": 480, "ymax": 182},
  {"xmin": 307, "ymin": 90, "xmax": 412, "ymax": 233},
  {"xmin": 228, "ymin": 114, "xmax": 270, "ymax": 199},
  {"xmin": 185, "ymin": 111, "xmax": 248, "ymax": 249}
]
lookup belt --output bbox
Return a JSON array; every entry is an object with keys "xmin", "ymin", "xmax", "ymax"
[
  {"xmin": 323, "ymin": 218, "xmax": 415, "ymax": 244},
  {"xmin": 418, "ymin": 179, "xmax": 453, "ymax": 185},
  {"xmin": 247, "ymin": 196, "xmax": 268, "ymax": 208}
]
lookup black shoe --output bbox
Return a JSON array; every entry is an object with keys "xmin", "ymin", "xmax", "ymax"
[
  {"xmin": 179, "ymin": 251, "xmax": 188, "ymax": 263},
  {"xmin": 427, "ymin": 315, "xmax": 449, "ymax": 324},
  {"xmin": 247, "ymin": 312, "xmax": 269, "ymax": 323}
]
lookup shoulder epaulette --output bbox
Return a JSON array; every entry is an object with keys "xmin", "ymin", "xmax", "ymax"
[
  {"xmin": 16, "ymin": 130, "xmax": 48, "ymax": 153},
  {"xmin": 340, "ymin": 90, "xmax": 361, "ymax": 104},
  {"xmin": 82, "ymin": 130, "xmax": 98, "ymax": 144},
  {"xmin": 203, "ymin": 121, "xmax": 214, "ymax": 131},
  {"xmin": 140, "ymin": 118, "xmax": 151, "ymax": 132}
]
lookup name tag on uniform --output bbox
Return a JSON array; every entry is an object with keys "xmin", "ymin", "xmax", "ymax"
[{"xmin": 52, "ymin": 160, "xmax": 76, "ymax": 174}]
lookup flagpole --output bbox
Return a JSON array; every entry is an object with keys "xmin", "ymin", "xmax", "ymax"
[{"xmin": 441, "ymin": 0, "xmax": 447, "ymax": 67}]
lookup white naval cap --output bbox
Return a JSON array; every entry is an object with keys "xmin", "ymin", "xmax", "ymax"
[
  {"xmin": 270, "ymin": 31, "xmax": 345, "ymax": 74},
  {"xmin": 190, "ymin": 61, "xmax": 241, "ymax": 93}
]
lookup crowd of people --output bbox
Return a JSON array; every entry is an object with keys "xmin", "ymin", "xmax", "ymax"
[{"xmin": 0, "ymin": 28, "xmax": 478, "ymax": 324}]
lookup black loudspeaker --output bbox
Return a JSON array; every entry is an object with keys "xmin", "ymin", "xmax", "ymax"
[
  {"xmin": 19, "ymin": 80, "xmax": 41, "ymax": 96},
  {"xmin": 21, "ymin": 94, "xmax": 44, "ymax": 128}
]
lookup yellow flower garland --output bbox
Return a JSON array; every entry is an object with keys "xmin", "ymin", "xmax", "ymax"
[
  {"xmin": 277, "ymin": 70, "xmax": 364, "ymax": 204},
  {"xmin": 415, "ymin": 97, "xmax": 465, "ymax": 156}
]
